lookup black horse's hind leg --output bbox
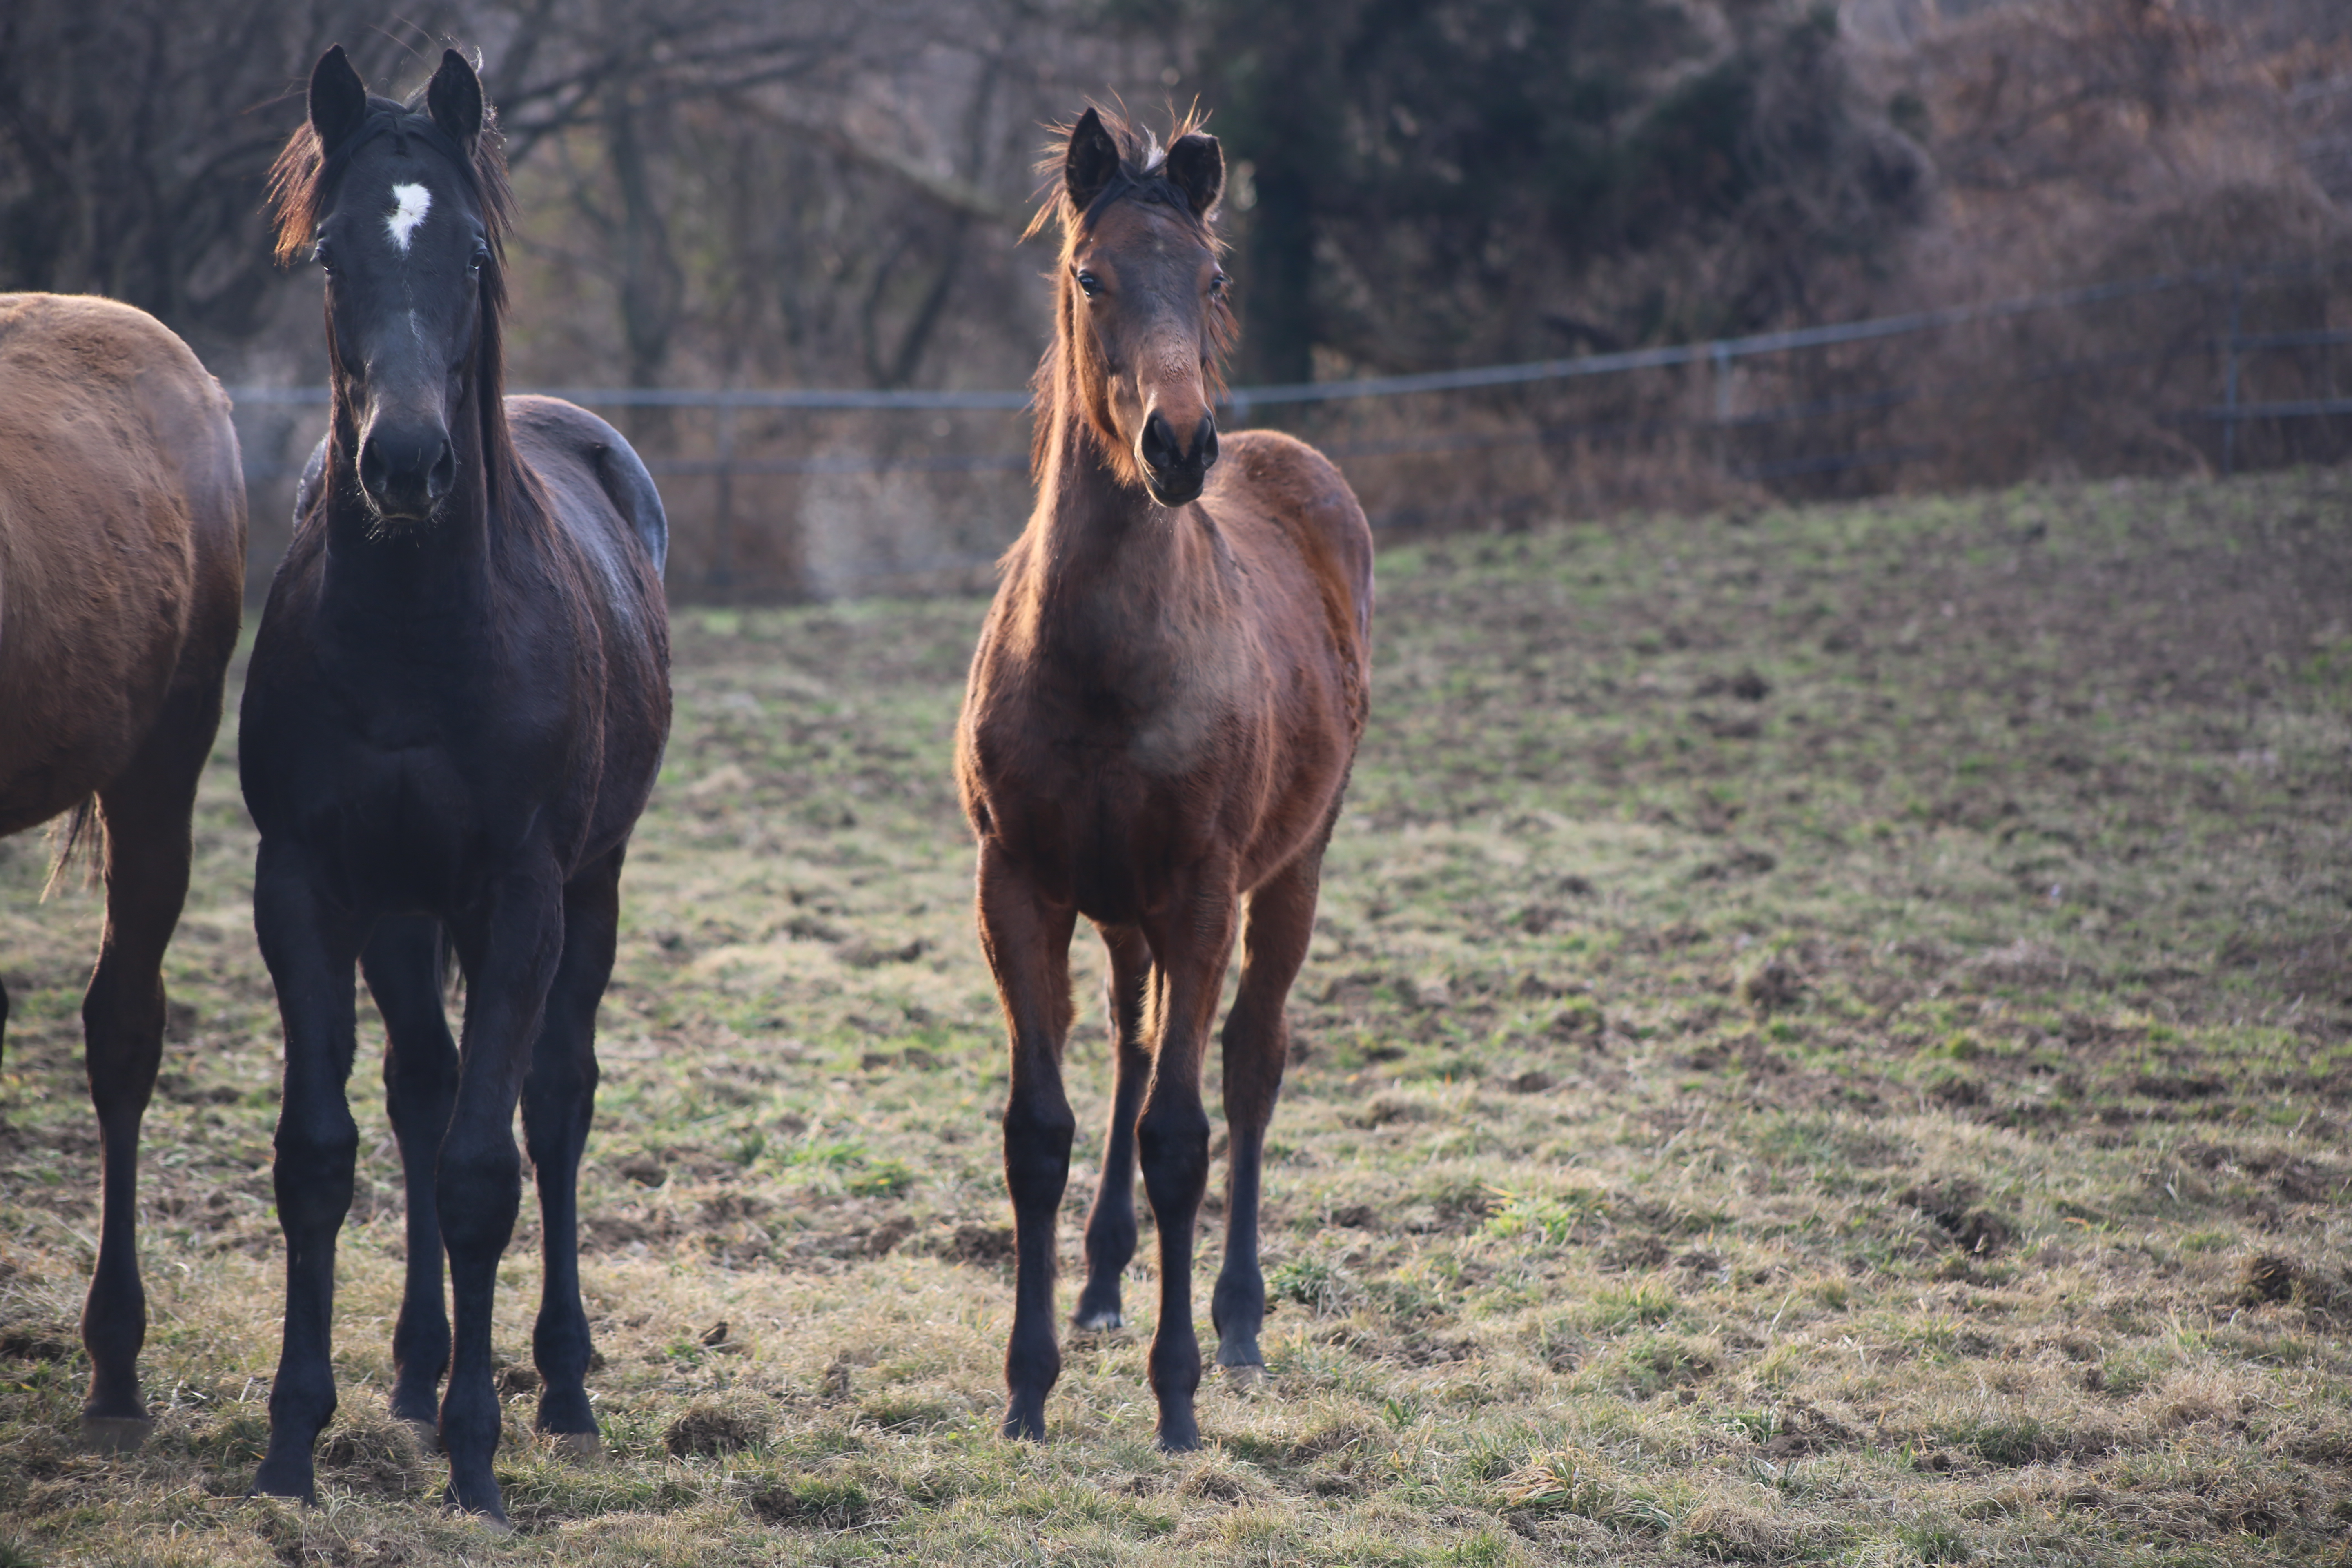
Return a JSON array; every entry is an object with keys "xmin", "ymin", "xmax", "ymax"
[
  {"xmin": 249, "ymin": 840, "xmax": 364, "ymax": 1502},
  {"xmin": 0, "ymin": 972, "xmax": 10, "ymax": 1080},
  {"xmin": 1210, "ymin": 846, "xmax": 1323, "ymax": 1380},
  {"xmin": 78, "ymin": 679, "xmax": 217, "ymax": 1450},
  {"xmin": 361, "ymin": 916, "xmax": 459, "ymax": 1433},
  {"xmin": 437, "ymin": 882, "xmax": 564, "ymax": 1524},
  {"xmin": 1074, "ymin": 923, "xmax": 1152, "ymax": 1331},
  {"xmin": 521, "ymin": 850, "xmax": 621, "ymax": 1457}
]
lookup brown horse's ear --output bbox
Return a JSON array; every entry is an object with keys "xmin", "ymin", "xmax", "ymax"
[
  {"xmin": 1163, "ymin": 132, "xmax": 1223, "ymax": 218},
  {"xmin": 309, "ymin": 45, "xmax": 369, "ymax": 156},
  {"xmin": 426, "ymin": 48, "xmax": 485, "ymax": 155},
  {"xmin": 1065, "ymin": 107, "xmax": 1122, "ymax": 214}
]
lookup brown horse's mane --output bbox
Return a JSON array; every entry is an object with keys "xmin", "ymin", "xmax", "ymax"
[
  {"xmin": 265, "ymin": 87, "xmax": 546, "ymax": 542},
  {"xmin": 1027, "ymin": 103, "xmax": 1234, "ymax": 483}
]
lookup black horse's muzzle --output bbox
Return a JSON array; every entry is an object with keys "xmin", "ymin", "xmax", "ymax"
[{"xmin": 359, "ymin": 421, "xmax": 456, "ymax": 521}]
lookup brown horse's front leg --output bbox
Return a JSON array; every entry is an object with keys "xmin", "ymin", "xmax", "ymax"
[
  {"xmin": 1075, "ymin": 922, "xmax": 1152, "ymax": 1331},
  {"xmin": 1212, "ymin": 849, "xmax": 1324, "ymax": 1379},
  {"xmin": 976, "ymin": 843, "xmax": 1078, "ymax": 1440},
  {"xmin": 1136, "ymin": 872, "xmax": 1240, "ymax": 1452}
]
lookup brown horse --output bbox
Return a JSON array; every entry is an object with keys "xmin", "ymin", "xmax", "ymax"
[
  {"xmin": 0, "ymin": 292, "xmax": 247, "ymax": 1448},
  {"xmin": 955, "ymin": 107, "xmax": 1373, "ymax": 1450}
]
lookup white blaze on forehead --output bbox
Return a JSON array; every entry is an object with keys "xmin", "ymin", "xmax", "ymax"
[{"xmin": 385, "ymin": 183, "xmax": 432, "ymax": 252}]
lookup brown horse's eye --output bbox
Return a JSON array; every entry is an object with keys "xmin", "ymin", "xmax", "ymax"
[
  {"xmin": 1076, "ymin": 270, "xmax": 1100, "ymax": 298},
  {"xmin": 1209, "ymin": 273, "xmax": 1229, "ymax": 298}
]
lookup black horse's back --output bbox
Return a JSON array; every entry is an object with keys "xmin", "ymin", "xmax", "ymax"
[{"xmin": 508, "ymin": 396, "xmax": 668, "ymax": 581}]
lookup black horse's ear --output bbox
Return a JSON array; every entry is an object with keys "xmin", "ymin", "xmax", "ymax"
[
  {"xmin": 1163, "ymin": 132, "xmax": 1223, "ymax": 218},
  {"xmin": 1065, "ymin": 107, "xmax": 1122, "ymax": 214},
  {"xmin": 309, "ymin": 45, "xmax": 369, "ymax": 155},
  {"xmin": 426, "ymin": 48, "xmax": 484, "ymax": 153}
]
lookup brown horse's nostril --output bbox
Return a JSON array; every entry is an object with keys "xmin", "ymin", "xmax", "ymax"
[
  {"xmin": 1196, "ymin": 413, "xmax": 1218, "ymax": 470},
  {"xmin": 1140, "ymin": 410, "xmax": 1181, "ymax": 477}
]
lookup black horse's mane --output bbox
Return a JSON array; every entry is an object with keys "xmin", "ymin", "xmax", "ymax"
[{"xmin": 267, "ymin": 90, "xmax": 548, "ymax": 546}]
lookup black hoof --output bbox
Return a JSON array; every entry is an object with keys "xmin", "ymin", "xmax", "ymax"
[
  {"xmin": 1073, "ymin": 1280, "xmax": 1124, "ymax": 1330},
  {"xmin": 1002, "ymin": 1399, "xmax": 1047, "ymax": 1441},
  {"xmin": 1155, "ymin": 1417, "xmax": 1201, "ymax": 1453},
  {"xmin": 442, "ymin": 1481, "xmax": 510, "ymax": 1530},
  {"xmin": 389, "ymin": 1383, "xmax": 441, "ymax": 1428},
  {"xmin": 248, "ymin": 1457, "xmax": 317, "ymax": 1505},
  {"xmin": 79, "ymin": 1413, "xmax": 155, "ymax": 1453}
]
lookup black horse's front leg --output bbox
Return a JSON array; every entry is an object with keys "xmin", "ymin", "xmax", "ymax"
[
  {"xmin": 249, "ymin": 842, "xmax": 364, "ymax": 1502},
  {"xmin": 437, "ymin": 880, "xmax": 565, "ymax": 1525},
  {"xmin": 521, "ymin": 851, "xmax": 624, "ymax": 1455},
  {"xmin": 361, "ymin": 916, "xmax": 461, "ymax": 1433}
]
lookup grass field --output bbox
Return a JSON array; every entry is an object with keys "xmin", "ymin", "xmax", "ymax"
[{"xmin": 4, "ymin": 469, "xmax": 2350, "ymax": 1566}]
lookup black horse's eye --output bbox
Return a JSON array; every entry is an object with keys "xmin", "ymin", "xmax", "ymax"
[
  {"xmin": 1076, "ymin": 270, "xmax": 1100, "ymax": 298},
  {"xmin": 313, "ymin": 241, "xmax": 334, "ymax": 273},
  {"xmin": 468, "ymin": 243, "xmax": 489, "ymax": 274}
]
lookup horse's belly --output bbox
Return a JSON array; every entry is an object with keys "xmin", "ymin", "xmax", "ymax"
[{"xmin": 0, "ymin": 608, "xmax": 181, "ymax": 833}]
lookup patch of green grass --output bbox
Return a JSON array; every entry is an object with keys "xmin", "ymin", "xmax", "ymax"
[{"xmin": 5, "ymin": 471, "xmax": 2352, "ymax": 1564}]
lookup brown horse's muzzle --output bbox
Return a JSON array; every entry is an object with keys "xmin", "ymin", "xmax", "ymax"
[{"xmin": 1139, "ymin": 408, "xmax": 1218, "ymax": 507}]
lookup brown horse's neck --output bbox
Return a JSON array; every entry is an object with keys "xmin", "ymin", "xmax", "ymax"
[{"xmin": 1023, "ymin": 396, "xmax": 1225, "ymax": 622}]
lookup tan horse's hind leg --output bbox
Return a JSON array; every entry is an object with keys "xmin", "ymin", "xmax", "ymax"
[
  {"xmin": 1211, "ymin": 844, "xmax": 1324, "ymax": 1383},
  {"xmin": 77, "ymin": 677, "xmax": 219, "ymax": 1450}
]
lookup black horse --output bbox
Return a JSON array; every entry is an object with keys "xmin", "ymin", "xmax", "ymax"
[{"xmin": 241, "ymin": 47, "xmax": 670, "ymax": 1524}]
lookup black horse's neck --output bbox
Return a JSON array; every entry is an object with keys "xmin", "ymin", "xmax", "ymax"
[{"xmin": 317, "ymin": 342, "xmax": 503, "ymax": 631}]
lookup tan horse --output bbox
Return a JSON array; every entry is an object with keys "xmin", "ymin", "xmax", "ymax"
[
  {"xmin": 0, "ymin": 292, "xmax": 247, "ymax": 1448},
  {"xmin": 956, "ymin": 107, "xmax": 1373, "ymax": 1450}
]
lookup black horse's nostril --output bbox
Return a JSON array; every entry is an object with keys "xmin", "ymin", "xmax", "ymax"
[
  {"xmin": 359, "ymin": 435, "xmax": 390, "ymax": 498},
  {"xmin": 359, "ymin": 426, "xmax": 454, "ymax": 515},
  {"xmin": 1140, "ymin": 410, "xmax": 1180, "ymax": 476}
]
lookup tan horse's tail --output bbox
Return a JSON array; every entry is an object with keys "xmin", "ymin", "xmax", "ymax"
[{"xmin": 40, "ymin": 798, "xmax": 106, "ymax": 900}]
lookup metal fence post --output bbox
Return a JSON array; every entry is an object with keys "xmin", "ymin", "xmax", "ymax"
[
  {"xmin": 712, "ymin": 399, "xmax": 737, "ymax": 594},
  {"xmin": 1711, "ymin": 340, "xmax": 1732, "ymax": 475},
  {"xmin": 2223, "ymin": 269, "xmax": 2243, "ymax": 478}
]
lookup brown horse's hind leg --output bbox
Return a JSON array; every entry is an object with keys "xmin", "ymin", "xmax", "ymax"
[
  {"xmin": 1074, "ymin": 922, "xmax": 1152, "ymax": 1331},
  {"xmin": 1136, "ymin": 868, "xmax": 1241, "ymax": 1452},
  {"xmin": 76, "ymin": 684, "xmax": 216, "ymax": 1450},
  {"xmin": 976, "ymin": 842, "xmax": 1078, "ymax": 1440},
  {"xmin": 1210, "ymin": 846, "xmax": 1324, "ymax": 1380},
  {"xmin": 361, "ymin": 916, "xmax": 460, "ymax": 1435}
]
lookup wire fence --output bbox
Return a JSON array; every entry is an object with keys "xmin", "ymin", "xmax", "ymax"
[{"xmin": 227, "ymin": 259, "xmax": 2352, "ymax": 600}]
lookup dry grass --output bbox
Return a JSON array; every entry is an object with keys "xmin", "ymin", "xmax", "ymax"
[{"xmin": 4, "ymin": 468, "xmax": 2352, "ymax": 1564}]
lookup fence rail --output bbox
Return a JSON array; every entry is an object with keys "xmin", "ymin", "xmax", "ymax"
[{"xmin": 223, "ymin": 260, "xmax": 2352, "ymax": 597}]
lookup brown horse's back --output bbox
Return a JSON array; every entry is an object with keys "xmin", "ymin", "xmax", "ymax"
[
  {"xmin": 1210, "ymin": 428, "xmax": 1374, "ymax": 732},
  {"xmin": 0, "ymin": 294, "xmax": 245, "ymax": 836}
]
